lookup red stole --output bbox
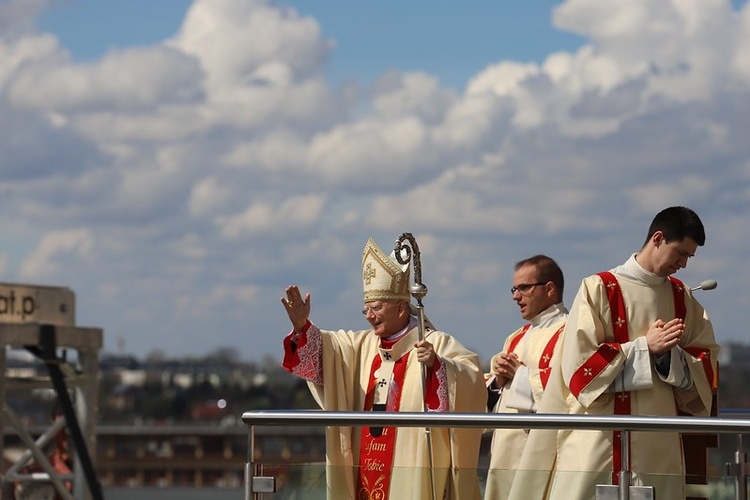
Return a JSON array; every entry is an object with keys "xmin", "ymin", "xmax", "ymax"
[
  {"xmin": 508, "ymin": 323, "xmax": 564, "ymax": 390},
  {"xmin": 357, "ymin": 337, "xmax": 411, "ymax": 500},
  {"xmin": 507, "ymin": 324, "xmax": 531, "ymax": 354},
  {"xmin": 597, "ymin": 272, "xmax": 686, "ymax": 484},
  {"xmin": 539, "ymin": 325, "xmax": 565, "ymax": 389}
]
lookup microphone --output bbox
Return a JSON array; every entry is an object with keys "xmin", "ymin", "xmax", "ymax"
[{"xmin": 691, "ymin": 279, "xmax": 717, "ymax": 291}]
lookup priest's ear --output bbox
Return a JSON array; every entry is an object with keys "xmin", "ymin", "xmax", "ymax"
[{"xmin": 650, "ymin": 230, "xmax": 666, "ymax": 248}]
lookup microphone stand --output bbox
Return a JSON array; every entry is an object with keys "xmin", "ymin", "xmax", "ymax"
[
  {"xmin": 691, "ymin": 279, "xmax": 718, "ymax": 292},
  {"xmin": 395, "ymin": 233, "xmax": 436, "ymax": 500}
]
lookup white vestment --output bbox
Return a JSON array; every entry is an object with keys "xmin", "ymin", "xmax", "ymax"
[
  {"xmin": 508, "ymin": 255, "xmax": 719, "ymax": 500},
  {"xmin": 284, "ymin": 322, "xmax": 487, "ymax": 499},
  {"xmin": 484, "ymin": 303, "xmax": 567, "ymax": 500}
]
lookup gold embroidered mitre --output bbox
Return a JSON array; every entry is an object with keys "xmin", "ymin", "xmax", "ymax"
[{"xmin": 361, "ymin": 238, "xmax": 410, "ymax": 302}]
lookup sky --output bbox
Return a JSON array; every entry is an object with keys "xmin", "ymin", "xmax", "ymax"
[{"xmin": 2, "ymin": 0, "xmax": 750, "ymax": 364}]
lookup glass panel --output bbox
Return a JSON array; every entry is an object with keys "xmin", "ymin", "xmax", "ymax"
[
  {"xmin": 255, "ymin": 463, "xmax": 327, "ymax": 499},
  {"xmin": 98, "ymin": 466, "xmax": 744, "ymax": 498},
  {"xmin": 103, "ymin": 487, "xmax": 242, "ymax": 499},
  {"xmin": 244, "ymin": 424, "xmax": 750, "ymax": 500}
]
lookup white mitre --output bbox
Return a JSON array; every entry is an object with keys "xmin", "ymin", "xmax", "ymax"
[{"xmin": 361, "ymin": 237, "xmax": 410, "ymax": 302}]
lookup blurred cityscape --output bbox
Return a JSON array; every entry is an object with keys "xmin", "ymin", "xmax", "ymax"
[
  {"xmin": 5, "ymin": 345, "xmax": 318, "ymax": 426},
  {"xmin": 6, "ymin": 341, "xmax": 743, "ymax": 427},
  {"xmin": 2, "ymin": 345, "xmax": 322, "ymax": 493},
  {"xmin": 3, "ymin": 341, "xmax": 750, "ymax": 494}
]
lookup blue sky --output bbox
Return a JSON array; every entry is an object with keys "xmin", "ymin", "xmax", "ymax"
[
  {"xmin": 3, "ymin": 0, "xmax": 750, "ymax": 363},
  {"xmin": 39, "ymin": 1, "xmax": 586, "ymax": 89}
]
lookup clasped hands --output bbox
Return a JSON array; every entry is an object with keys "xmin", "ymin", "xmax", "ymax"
[
  {"xmin": 491, "ymin": 351, "xmax": 522, "ymax": 389},
  {"xmin": 646, "ymin": 317, "xmax": 684, "ymax": 355}
]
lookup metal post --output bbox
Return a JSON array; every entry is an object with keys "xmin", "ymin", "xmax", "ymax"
[
  {"xmin": 619, "ymin": 429, "xmax": 630, "ymax": 500},
  {"xmin": 244, "ymin": 424, "xmax": 274, "ymax": 498},
  {"xmin": 737, "ymin": 434, "xmax": 747, "ymax": 500},
  {"xmin": 34, "ymin": 325, "xmax": 103, "ymax": 500},
  {"xmin": 3, "ymin": 408, "xmax": 74, "ymax": 500},
  {"xmin": 596, "ymin": 428, "xmax": 653, "ymax": 500},
  {"xmin": 76, "ymin": 345, "xmax": 99, "ymax": 500},
  {"xmin": 245, "ymin": 424, "xmax": 255, "ymax": 500},
  {"xmin": 0, "ymin": 345, "xmax": 7, "ymax": 498}
]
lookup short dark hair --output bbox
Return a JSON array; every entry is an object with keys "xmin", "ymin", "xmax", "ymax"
[
  {"xmin": 515, "ymin": 254, "xmax": 564, "ymax": 302},
  {"xmin": 643, "ymin": 206, "xmax": 706, "ymax": 247}
]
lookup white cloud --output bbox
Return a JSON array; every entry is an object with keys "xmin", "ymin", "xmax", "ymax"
[
  {"xmin": 307, "ymin": 116, "xmax": 435, "ymax": 186},
  {"xmin": 8, "ymin": 46, "xmax": 204, "ymax": 112},
  {"xmin": 467, "ymin": 61, "xmax": 540, "ymax": 97},
  {"xmin": 217, "ymin": 193, "xmax": 327, "ymax": 239},
  {"xmin": 224, "ymin": 129, "xmax": 308, "ymax": 172},
  {"xmin": 732, "ymin": 1, "xmax": 750, "ymax": 78},
  {"xmin": 624, "ymin": 176, "xmax": 715, "ymax": 215},
  {"xmin": 372, "ymin": 71, "xmax": 456, "ymax": 123},
  {"xmin": 19, "ymin": 229, "xmax": 94, "ymax": 280},
  {"xmin": 175, "ymin": 283, "xmax": 261, "ymax": 318},
  {"xmin": 2, "ymin": 0, "xmax": 750, "ymax": 360},
  {"xmin": 432, "ymin": 93, "xmax": 509, "ymax": 149},
  {"xmin": 0, "ymin": 0, "xmax": 50, "ymax": 38},
  {"xmin": 0, "ymin": 33, "xmax": 64, "ymax": 89},
  {"xmin": 169, "ymin": 0, "xmax": 332, "ymax": 91},
  {"xmin": 188, "ymin": 177, "xmax": 232, "ymax": 217},
  {"xmin": 553, "ymin": 0, "xmax": 745, "ymax": 100}
]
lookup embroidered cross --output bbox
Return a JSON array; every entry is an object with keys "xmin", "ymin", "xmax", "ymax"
[
  {"xmin": 542, "ymin": 354, "xmax": 551, "ymax": 363},
  {"xmin": 606, "ymin": 282, "xmax": 616, "ymax": 290},
  {"xmin": 377, "ymin": 379, "xmax": 388, "ymax": 388},
  {"xmin": 615, "ymin": 317, "xmax": 625, "ymax": 328},
  {"xmin": 363, "ymin": 263, "xmax": 377, "ymax": 284},
  {"xmin": 382, "ymin": 352, "xmax": 391, "ymax": 360},
  {"xmin": 584, "ymin": 367, "xmax": 593, "ymax": 377},
  {"xmin": 617, "ymin": 392, "xmax": 630, "ymax": 402}
]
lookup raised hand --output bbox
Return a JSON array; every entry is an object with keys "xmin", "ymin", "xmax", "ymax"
[{"xmin": 281, "ymin": 285, "xmax": 311, "ymax": 332}]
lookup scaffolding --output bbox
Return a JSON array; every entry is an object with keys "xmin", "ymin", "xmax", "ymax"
[{"xmin": 0, "ymin": 282, "xmax": 103, "ymax": 500}]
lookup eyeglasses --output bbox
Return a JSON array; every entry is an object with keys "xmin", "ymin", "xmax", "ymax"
[
  {"xmin": 362, "ymin": 303, "xmax": 386, "ymax": 316},
  {"xmin": 510, "ymin": 282, "xmax": 546, "ymax": 295}
]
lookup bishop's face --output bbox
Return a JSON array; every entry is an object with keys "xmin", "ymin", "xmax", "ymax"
[{"xmin": 363, "ymin": 300, "xmax": 410, "ymax": 337}]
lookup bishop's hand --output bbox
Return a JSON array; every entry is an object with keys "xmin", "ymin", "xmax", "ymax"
[
  {"xmin": 415, "ymin": 339, "xmax": 437, "ymax": 368},
  {"xmin": 281, "ymin": 285, "xmax": 311, "ymax": 332}
]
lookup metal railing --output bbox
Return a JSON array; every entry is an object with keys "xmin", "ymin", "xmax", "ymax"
[{"xmin": 241, "ymin": 410, "xmax": 750, "ymax": 499}]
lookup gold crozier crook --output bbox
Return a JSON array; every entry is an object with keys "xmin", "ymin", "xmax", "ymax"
[{"xmin": 394, "ymin": 233, "xmax": 436, "ymax": 500}]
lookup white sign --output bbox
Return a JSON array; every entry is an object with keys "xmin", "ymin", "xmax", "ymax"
[{"xmin": 0, "ymin": 282, "xmax": 76, "ymax": 326}]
